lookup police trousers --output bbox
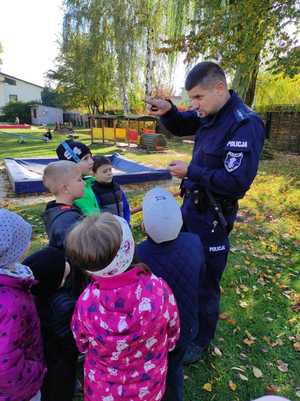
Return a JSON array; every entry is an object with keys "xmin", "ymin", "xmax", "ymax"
[{"xmin": 181, "ymin": 197, "xmax": 237, "ymax": 347}]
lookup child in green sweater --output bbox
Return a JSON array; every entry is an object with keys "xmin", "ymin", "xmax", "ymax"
[{"xmin": 56, "ymin": 140, "xmax": 100, "ymax": 216}]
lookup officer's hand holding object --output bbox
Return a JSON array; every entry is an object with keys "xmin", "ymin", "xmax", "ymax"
[
  {"xmin": 146, "ymin": 97, "xmax": 172, "ymax": 116},
  {"xmin": 168, "ymin": 160, "xmax": 188, "ymax": 178}
]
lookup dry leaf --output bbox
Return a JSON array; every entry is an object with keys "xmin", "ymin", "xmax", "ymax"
[
  {"xmin": 266, "ymin": 384, "xmax": 279, "ymax": 395},
  {"xmin": 277, "ymin": 360, "xmax": 288, "ymax": 373},
  {"xmin": 202, "ymin": 383, "xmax": 212, "ymax": 392},
  {"xmin": 231, "ymin": 366, "xmax": 245, "ymax": 372},
  {"xmin": 228, "ymin": 380, "xmax": 237, "ymax": 391},
  {"xmin": 253, "ymin": 366, "xmax": 263, "ymax": 378},
  {"xmin": 245, "ymin": 330, "xmax": 256, "ymax": 340},
  {"xmin": 238, "ymin": 373, "xmax": 249, "ymax": 381},
  {"xmin": 293, "ymin": 342, "xmax": 300, "ymax": 351},
  {"xmin": 184, "ymin": 375, "xmax": 189, "ymax": 380},
  {"xmin": 219, "ymin": 312, "xmax": 230, "ymax": 320},
  {"xmin": 243, "ymin": 338, "xmax": 255, "ymax": 346},
  {"xmin": 239, "ymin": 300, "xmax": 248, "ymax": 308},
  {"xmin": 213, "ymin": 346, "xmax": 222, "ymax": 356}
]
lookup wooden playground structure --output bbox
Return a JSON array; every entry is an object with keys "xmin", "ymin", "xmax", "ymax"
[{"xmin": 89, "ymin": 114, "xmax": 168, "ymax": 151}]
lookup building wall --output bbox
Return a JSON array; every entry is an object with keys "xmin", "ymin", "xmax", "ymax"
[
  {"xmin": 0, "ymin": 75, "xmax": 42, "ymax": 110},
  {"xmin": 31, "ymin": 104, "xmax": 63, "ymax": 125}
]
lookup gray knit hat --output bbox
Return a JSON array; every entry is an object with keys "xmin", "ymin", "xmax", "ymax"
[{"xmin": 0, "ymin": 209, "xmax": 32, "ymax": 267}]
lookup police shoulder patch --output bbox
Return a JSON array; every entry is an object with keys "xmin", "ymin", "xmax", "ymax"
[{"xmin": 224, "ymin": 151, "xmax": 243, "ymax": 172}]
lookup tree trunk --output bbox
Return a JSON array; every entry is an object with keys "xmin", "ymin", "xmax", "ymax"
[
  {"xmin": 121, "ymin": 85, "xmax": 130, "ymax": 114},
  {"xmin": 232, "ymin": 53, "xmax": 260, "ymax": 106},
  {"xmin": 145, "ymin": 26, "xmax": 154, "ymax": 98}
]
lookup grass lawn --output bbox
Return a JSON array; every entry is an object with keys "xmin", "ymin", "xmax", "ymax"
[{"xmin": 1, "ymin": 134, "xmax": 299, "ymax": 400}]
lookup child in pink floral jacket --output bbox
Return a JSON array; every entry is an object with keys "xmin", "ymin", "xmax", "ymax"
[{"xmin": 66, "ymin": 213, "xmax": 180, "ymax": 401}]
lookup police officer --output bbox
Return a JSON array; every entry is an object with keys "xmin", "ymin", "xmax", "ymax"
[{"xmin": 147, "ymin": 61, "xmax": 265, "ymax": 364}]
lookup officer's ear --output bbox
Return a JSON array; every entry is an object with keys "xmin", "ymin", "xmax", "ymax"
[{"xmin": 215, "ymin": 80, "xmax": 226, "ymax": 94}]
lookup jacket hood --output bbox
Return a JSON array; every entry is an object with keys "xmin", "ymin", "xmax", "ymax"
[{"xmin": 0, "ymin": 262, "xmax": 35, "ymax": 290}]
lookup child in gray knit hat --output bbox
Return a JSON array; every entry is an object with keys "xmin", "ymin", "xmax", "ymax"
[{"xmin": 0, "ymin": 209, "xmax": 45, "ymax": 401}]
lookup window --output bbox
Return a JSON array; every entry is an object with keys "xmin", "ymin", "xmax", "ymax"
[
  {"xmin": 4, "ymin": 77, "xmax": 16, "ymax": 85},
  {"xmin": 33, "ymin": 109, "xmax": 37, "ymax": 119},
  {"xmin": 9, "ymin": 95, "xmax": 18, "ymax": 102}
]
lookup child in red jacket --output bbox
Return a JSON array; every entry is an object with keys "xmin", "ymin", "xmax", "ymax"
[{"xmin": 66, "ymin": 213, "xmax": 180, "ymax": 401}]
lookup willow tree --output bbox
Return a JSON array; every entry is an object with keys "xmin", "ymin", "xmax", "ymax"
[
  {"xmin": 49, "ymin": 0, "xmax": 117, "ymax": 113},
  {"xmin": 164, "ymin": 0, "xmax": 300, "ymax": 105}
]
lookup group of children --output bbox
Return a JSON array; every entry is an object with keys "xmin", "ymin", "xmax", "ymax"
[{"xmin": 0, "ymin": 139, "xmax": 291, "ymax": 401}]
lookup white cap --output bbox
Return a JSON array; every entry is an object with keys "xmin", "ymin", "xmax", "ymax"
[{"xmin": 142, "ymin": 187, "xmax": 183, "ymax": 243}]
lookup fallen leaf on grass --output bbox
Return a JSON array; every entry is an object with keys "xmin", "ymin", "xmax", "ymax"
[
  {"xmin": 245, "ymin": 330, "xmax": 256, "ymax": 340},
  {"xmin": 293, "ymin": 342, "xmax": 300, "ymax": 351},
  {"xmin": 219, "ymin": 312, "xmax": 230, "ymax": 320},
  {"xmin": 266, "ymin": 384, "xmax": 279, "ymax": 395},
  {"xmin": 243, "ymin": 338, "xmax": 255, "ymax": 346},
  {"xmin": 202, "ymin": 383, "xmax": 212, "ymax": 392},
  {"xmin": 239, "ymin": 300, "xmax": 248, "ymax": 308},
  {"xmin": 184, "ymin": 375, "xmax": 189, "ymax": 380},
  {"xmin": 253, "ymin": 366, "xmax": 263, "ymax": 378},
  {"xmin": 238, "ymin": 373, "xmax": 249, "ymax": 381},
  {"xmin": 277, "ymin": 360, "xmax": 288, "ymax": 372},
  {"xmin": 213, "ymin": 346, "xmax": 222, "ymax": 356},
  {"xmin": 228, "ymin": 381, "xmax": 237, "ymax": 391},
  {"xmin": 231, "ymin": 366, "xmax": 246, "ymax": 372}
]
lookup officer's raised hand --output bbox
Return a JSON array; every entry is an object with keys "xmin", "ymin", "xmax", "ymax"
[
  {"xmin": 146, "ymin": 97, "xmax": 172, "ymax": 116},
  {"xmin": 168, "ymin": 160, "xmax": 188, "ymax": 178}
]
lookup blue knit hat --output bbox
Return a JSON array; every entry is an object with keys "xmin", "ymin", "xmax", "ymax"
[{"xmin": 0, "ymin": 209, "xmax": 32, "ymax": 267}]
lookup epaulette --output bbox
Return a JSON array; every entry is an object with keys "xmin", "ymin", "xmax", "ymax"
[{"xmin": 233, "ymin": 107, "xmax": 250, "ymax": 123}]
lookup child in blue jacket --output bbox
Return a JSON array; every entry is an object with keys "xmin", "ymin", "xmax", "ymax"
[{"xmin": 137, "ymin": 188, "xmax": 206, "ymax": 401}]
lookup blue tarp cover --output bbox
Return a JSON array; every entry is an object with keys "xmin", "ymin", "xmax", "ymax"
[{"xmin": 4, "ymin": 153, "xmax": 171, "ymax": 194}]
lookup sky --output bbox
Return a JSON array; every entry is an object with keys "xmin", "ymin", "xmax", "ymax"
[
  {"xmin": 0, "ymin": 1, "xmax": 298, "ymax": 96},
  {"xmin": 0, "ymin": 0, "xmax": 63, "ymax": 87},
  {"xmin": 0, "ymin": 0, "xmax": 186, "ymax": 94}
]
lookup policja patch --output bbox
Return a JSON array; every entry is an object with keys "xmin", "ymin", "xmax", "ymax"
[{"xmin": 224, "ymin": 151, "xmax": 243, "ymax": 172}]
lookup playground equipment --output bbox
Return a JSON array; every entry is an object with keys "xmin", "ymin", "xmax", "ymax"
[
  {"xmin": 4, "ymin": 153, "xmax": 171, "ymax": 195},
  {"xmin": 89, "ymin": 114, "xmax": 167, "ymax": 150}
]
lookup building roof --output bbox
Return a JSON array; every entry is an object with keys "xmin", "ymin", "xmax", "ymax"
[{"xmin": 0, "ymin": 72, "xmax": 44, "ymax": 89}]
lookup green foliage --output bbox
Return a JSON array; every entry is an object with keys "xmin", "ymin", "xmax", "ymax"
[
  {"xmin": 255, "ymin": 72, "xmax": 300, "ymax": 109},
  {"xmin": 1, "ymin": 101, "xmax": 40, "ymax": 124},
  {"xmin": 41, "ymin": 87, "xmax": 66, "ymax": 108},
  {"xmin": 163, "ymin": 0, "xmax": 300, "ymax": 105},
  {"xmin": 49, "ymin": 0, "xmax": 182, "ymax": 113}
]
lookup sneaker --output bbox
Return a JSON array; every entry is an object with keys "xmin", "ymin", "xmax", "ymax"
[{"xmin": 183, "ymin": 343, "xmax": 207, "ymax": 365}]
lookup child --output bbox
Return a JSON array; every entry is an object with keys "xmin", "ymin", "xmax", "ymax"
[
  {"xmin": 42, "ymin": 160, "xmax": 84, "ymax": 249},
  {"xmin": 56, "ymin": 140, "xmax": 100, "ymax": 216},
  {"xmin": 24, "ymin": 246, "xmax": 78, "ymax": 401},
  {"xmin": 92, "ymin": 155, "xmax": 130, "ymax": 223},
  {"xmin": 136, "ymin": 188, "xmax": 206, "ymax": 401},
  {"xmin": 0, "ymin": 209, "xmax": 45, "ymax": 401},
  {"xmin": 66, "ymin": 213, "xmax": 180, "ymax": 401}
]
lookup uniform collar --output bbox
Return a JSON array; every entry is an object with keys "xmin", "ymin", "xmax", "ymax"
[{"xmin": 200, "ymin": 90, "xmax": 241, "ymax": 128}]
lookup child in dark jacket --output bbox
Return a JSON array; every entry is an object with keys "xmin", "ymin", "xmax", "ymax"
[
  {"xmin": 137, "ymin": 188, "xmax": 206, "ymax": 401},
  {"xmin": 42, "ymin": 160, "xmax": 84, "ymax": 249},
  {"xmin": 92, "ymin": 156, "xmax": 130, "ymax": 224},
  {"xmin": 0, "ymin": 209, "xmax": 45, "ymax": 401},
  {"xmin": 24, "ymin": 246, "xmax": 78, "ymax": 401}
]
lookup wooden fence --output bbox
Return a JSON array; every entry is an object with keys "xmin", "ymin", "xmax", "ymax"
[{"xmin": 261, "ymin": 111, "xmax": 300, "ymax": 154}]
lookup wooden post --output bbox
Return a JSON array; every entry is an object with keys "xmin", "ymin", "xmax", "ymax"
[
  {"xmin": 113, "ymin": 118, "xmax": 117, "ymax": 144},
  {"xmin": 101, "ymin": 118, "xmax": 105, "ymax": 144}
]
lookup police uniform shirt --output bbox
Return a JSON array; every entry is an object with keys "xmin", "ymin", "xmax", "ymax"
[{"xmin": 161, "ymin": 90, "xmax": 265, "ymax": 200}]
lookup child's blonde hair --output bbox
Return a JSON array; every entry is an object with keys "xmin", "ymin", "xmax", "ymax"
[
  {"xmin": 66, "ymin": 213, "xmax": 122, "ymax": 272},
  {"xmin": 43, "ymin": 160, "xmax": 80, "ymax": 194}
]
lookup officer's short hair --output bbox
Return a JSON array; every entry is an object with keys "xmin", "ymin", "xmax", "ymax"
[{"xmin": 185, "ymin": 61, "xmax": 227, "ymax": 91}]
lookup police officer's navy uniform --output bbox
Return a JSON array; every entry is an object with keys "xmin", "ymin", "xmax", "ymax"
[{"xmin": 161, "ymin": 90, "xmax": 265, "ymax": 348}]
